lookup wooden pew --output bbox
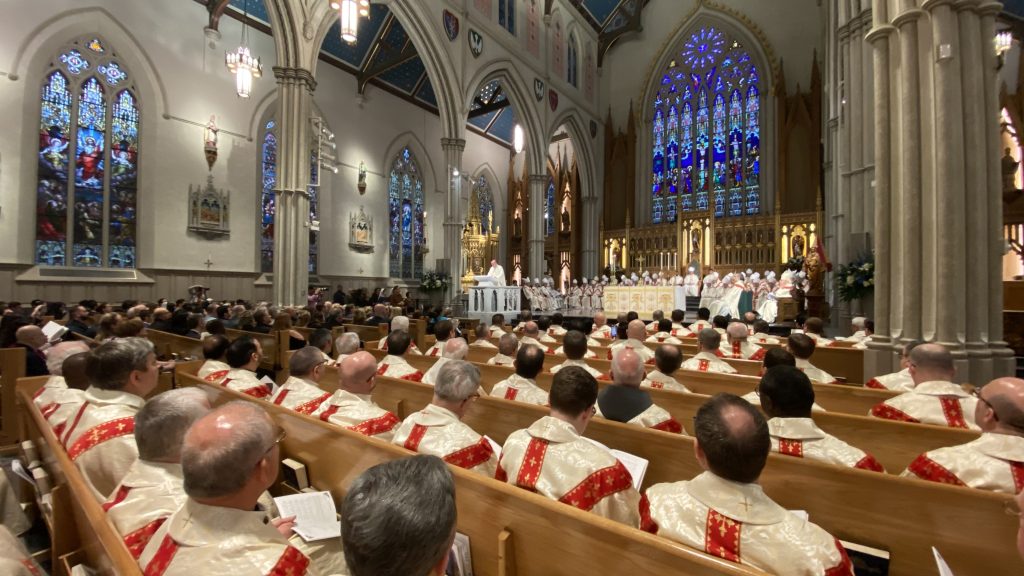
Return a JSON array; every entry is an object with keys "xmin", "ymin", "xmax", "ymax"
[
  {"xmin": 0, "ymin": 347, "xmax": 26, "ymax": 445},
  {"xmin": 146, "ymin": 329, "xmax": 203, "ymax": 361},
  {"xmin": 15, "ymin": 377, "xmax": 142, "ymax": 575},
  {"xmin": 342, "ymin": 323, "xmax": 388, "ymax": 342},
  {"xmin": 177, "ymin": 373, "xmax": 764, "ymax": 576},
  {"xmin": 762, "ymin": 342, "xmax": 865, "ymax": 384}
]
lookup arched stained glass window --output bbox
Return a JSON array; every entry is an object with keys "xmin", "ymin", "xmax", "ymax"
[
  {"xmin": 499, "ymin": 0, "xmax": 516, "ymax": 35},
  {"xmin": 545, "ymin": 179, "xmax": 555, "ymax": 236},
  {"xmin": 474, "ymin": 177, "xmax": 495, "ymax": 234},
  {"xmin": 388, "ymin": 147, "xmax": 425, "ymax": 279},
  {"xmin": 568, "ymin": 33, "xmax": 579, "ymax": 88},
  {"xmin": 651, "ymin": 25, "xmax": 761, "ymax": 223},
  {"xmin": 36, "ymin": 36, "xmax": 139, "ymax": 267}
]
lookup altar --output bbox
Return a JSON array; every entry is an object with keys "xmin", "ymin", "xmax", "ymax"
[
  {"xmin": 602, "ymin": 286, "xmax": 687, "ymax": 318},
  {"xmin": 468, "ymin": 285, "xmax": 521, "ymax": 316}
]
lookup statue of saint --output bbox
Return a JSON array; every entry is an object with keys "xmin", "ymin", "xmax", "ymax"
[
  {"xmin": 804, "ymin": 250, "xmax": 825, "ymax": 297},
  {"xmin": 1002, "ymin": 147, "xmax": 1019, "ymax": 193}
]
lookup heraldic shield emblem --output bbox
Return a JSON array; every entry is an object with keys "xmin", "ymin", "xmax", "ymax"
[
  {"xmin": 468, "ymin": 29, "xmax": 483, "ymax": 57},
  {"xmin": 534, "ymin": 78, "xmax": 545, "ymax": 101},
  {"xmin": 443, "ymin": 9, "xmax": 459, "ymax": 41},
  {"xmin": 549, "ymin": 89, "xmax": 559, "ymax": 111}
]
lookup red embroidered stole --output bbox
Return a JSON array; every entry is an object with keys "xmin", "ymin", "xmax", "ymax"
[
  {"xmin": 103, "ymin": 485, "xmax": 131, "ymax": 512},
  {"xmin": 704, "ymin": 509, "xmax": 742, "ymax": 562},
  {"xmin": 514, "ymin": 438, "xmax": 549, "ymax": 491},
  {"xmin": 864, "ymin": 378, "xmax": 886, "ymax": 389},
  {"xmin": 125, "ymin": 518, "xmax": 167, "ymax": 559},
  {"xmin": 268, "ymin": 546, "xmax": 311, "ymax": 576},
  {"xmin": 639, "ymin": 494, "xmax": 658, "ymax": 533},
  {"xmin": 444, "ymin": 437, "xmax": 495, "ymax": 470},
  {"xmin": 288, "ymin": 392, "xmax": 332, "ymax": 415},
  {"xmin": 697, "ymin": 359, "xmax": 710, "ymax": 372},
  {"xmin": 349, "ymin": 412, "xmax": 400, "ymax": 437},
  {"xmin": 67, "ymin": 416, "xmax": 135, "ymax": 461},
  {"xmin": 558, "ymin": 461, "xmax": 633, "ymax": 512},
  {"xmin": 777, "ymin": 439, "xmax": 804, "ymax": 457},
  {"xmin": 869, "ymin": 403, "xmax": 920, "ymax": 423},
  {"xmin": 938, "ymin": 397, "xmax": 969, "ymax": 429},
  {"xmin": 504, "ymin": 387, "xmax": 519, "ymax": 401},
  {"xmin": 403, "ymin": 423, "xmax": 429, "ymax": 452},
  {"xmin": 854, "ymin": 454, "xmax": 886, "ymax": 472},
  {"xmin": 651, "ymin": 418, "xmax": 683, "ymax": 434},
  {"xmin": 731, "ymin": 342, "xmax": 742, "ymax": 359},
  {"xmin": 906, "ymin": 454, "xmax": 966, "ymax": 486},
  {"xmin": 824, "ymin": 539, "xmax": 854, "ymax": 576},
  {"xmin": 203, "ymin": 369, "xmax": 229, "ymax": 383},
  {"xmin": 142, "ymin": 534, "xmax": 180, "ymax": 576},
  {"xmin": 1011, "ymin": 461, "xmax": 1024, "ymax": 493}
]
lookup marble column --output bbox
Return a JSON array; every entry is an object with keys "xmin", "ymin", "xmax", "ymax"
[
  {"xmin": 271, "ymin": 66, "xmax": 315, "ymax": 307},
  {"xmin": 527, "ymin": 174, "xmax": 547, "ymax": 277},
  {"xmin": 581, "ymin": 194, "xmax": 598, "ymax": 276},
  {"xmin": 441, "ymin": 138, "xmax": 465, "ymax": 303}
]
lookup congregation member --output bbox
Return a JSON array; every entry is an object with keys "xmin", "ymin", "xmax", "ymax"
[
  {"xmin": 870, "ymin": 343, "xmax": 980, "ymax": 430},
  {"xmin": 488, "ymin": 313, "xmax": 507, "ymax": 337},
  {"xmin": 802, "ymin": 317, "xmax": 834, "ymax": 347},
  {"xmin": 377, "ymin": 315, "xmax": 422, "ymax": 355},
  {"xmin": 681, "ymin": 329, "xmax": 736, "ymax": 374},
  {"xmin": 376, "ymin": 331, "xmax": 425, "ymax": 382},
  {"xmin": 341, "ymin": 456, "xmax": 456, "ymax": 576},
  {"xmin": 333, "ymin": 332, "xmax": 360, "ymax": 364},
  {"xmin": 137, "ymin": 402, "xmax": 319, "ymax": 575},
  {"xmin": 61, "ymin": 337, "xmax": 158, "ymax": 501},
  {"xmin": 512, "ymin": 311, "xmax": 533, "ymax": 333},
  {"xmin": 901, "ymin": 377, "xmax": 1024, "ymax": 493},
  {"xmin": 497, "ymin": 366, "xmax": 641, "ymax": 526},
  {"xmin": 491, "ymin": 344, "xmax": 549, "ymax": 405},
  {"xmin": 646, "ymin": 319, "xmax": 683, "ymax": 344},
  {"xmin": 518, "ymin": 321, "xmax": 555, "ymax": 353},
  {"xmin": 425, "ymin": 319, "xmax": 454, "ymax": 356},
  {"xmin": 15, "ymin": 324, "xmax": 51, "ymax": 376},
  {"xmin": 641, "ymin": 345, "xmax": 691, "ymax": 392},
  {"xmin": 548, "ymin": 313, "xmax": 568, "ymax": 336},
  {"xmin": 64, "ymin": 304, "xmax": 94, "ymax": 338},
  {"xmin": 313, "ymin": 351, "xmax": 400, "ymax": 441},
  {"xmin": 269, "ymin": 347, "xmax": 332, "ymax": 415},
  {"xmin": 365, "ymin": 304, "xmax": 390, "ymax": 327},
  {"xmin": 722, "ymin": 322, "xmax": 766, "ymax": 361},
  {"xmin": 787, "ymin": 333, "xmax": 838, "ymax": 384},
  {"xmin": 607, "ymin": 319, "xmax": 655, "ymax": 363},
  {"xmin": 307, "ymin": 328, "xmax": 333, "ymax": 362},
  {"xmin": 550, "ymin": 330, "xmax": 604, "ymax": 378},
  {"xmin": 104, "ymin": 389, "xmax": 211, "ymax": 558},
  {"xmin": 196, "ymin": 335, "xmax": 230, "ymax": 379},
  {"xmin": 591, "ymin": 311, "xmax": 613, "ymax": 339},
  {"xmin": 640, "ymin": 393, "xmax": 854, "ymax": 575},
  {"xmin": 865, "ymin": 340, "xmax": 920, "ymax": 392},
  {"xmin": 597, "ymin": 349, "xmax": 683, "ymax": 434},
  {"xmin": 205, "ymin": 336, "xmax": 271, "ymax": 399},
  {"xmin": 423, "ymin": 337, "xmax": 469, "ymax": 385},
  {"xmin": 391, "ymin": 361, "xmax": 498, "ymax": 476},
  {"xmin": 749, "ymin": 319, "xmax": 780, "ymax": 345},
  {"xmin": 486, "ymin": 333, "xmax": 519, "ymax": 366},
  {"xmin": 470, "ymin": 324, "xmax": 497, "ymax": 349},
  {"xmin": 758, "ymin": 366, "xmax": 884, "ymax": 471}
]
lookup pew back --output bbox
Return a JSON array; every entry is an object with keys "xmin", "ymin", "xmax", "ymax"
[{"xmin": 0, "ymin": 347, "xmax": 26, "ymax": 445}]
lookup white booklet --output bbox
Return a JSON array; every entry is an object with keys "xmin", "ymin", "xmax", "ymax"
[
  {"xmin": 932, "ymin": 547, "xmax": 956, "ymax": 576},
  {"xmin": 581, "ymin": 437, "xmax": 648, "ymax": 490},
  {"xmin": 273, "ymin": 491, "xmax": 340, "ymax": 542},
  {"xmin": 42, "ymin": 321, "xmax": 68, "ymax": 342},
  {"xmin": 260, "ymin": 375, "xmax": 279, "ymax": 396}
]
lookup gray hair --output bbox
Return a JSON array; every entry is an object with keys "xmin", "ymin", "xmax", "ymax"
[
  {"xmin": 498, "ymin": 333, "xmax": 519, "ymax": 355},
  {"xmin": 391, "ymin": 316, "xmax": 410, "ymax": 332},
  {"xmin": 85, "ymin": 337, "xmax": 155, "ymax": 390},
  {"xmin": 434, "ymin": 360, "xmax": 480, "ymax": 402},
  {"xmin": 611, "ymin": 349, "xmax": 645, "ymax": 385},
  {"xmin": 135, "ymin": 388, "xmax": 210, "ymax": 461},
  {"xmin": 442, "ymin": 338, "xmax": 468, "ymax": 360},
  {"xmin": 698, "ymin": 328, "xmax": 722, "ymax": 351},
  {"xmin": 289, "ymin": 346, "xmax": 325, "ymax": 377},
  {"xmin": 182, "ymin": 401, "xmax": 274, "ymax": 499},
  {"xmin": 341, "ymin": 455, "xmax": 456, "ymax": 576},
  {"xmin": 309, "ymin": 328, "xmax": 332, "ymax": 351},
  {"xmin": 336, "ymin": 333, "xmax": 360, "ymax": 355}
]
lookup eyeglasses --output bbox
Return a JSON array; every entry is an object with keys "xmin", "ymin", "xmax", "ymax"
[
  {"xmin": 970, "ymin": 388, "xmax": 999, "ymax": 422},
  {"xmin": 753, "ymin": 385, "xmax": 760, "ymax": 396},
  {"xmin": 261, "ymin": 427, "xmax": 287, "ymax": 458}
]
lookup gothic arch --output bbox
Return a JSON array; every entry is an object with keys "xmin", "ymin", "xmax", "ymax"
[
  {"xmin": 380, "ymin": 132, "xmax": 440, "ymax": 195},
  {"xmin": 546, "ymin": 109, "xmax": 597, "ymax": 201}
]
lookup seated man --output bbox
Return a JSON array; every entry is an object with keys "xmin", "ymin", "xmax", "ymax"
[
  {"xmin": 425, "ymin": 319, "xmax": 453, "ymax": 356},
  {"xmin": 749, "ymin": 319, "xmax": 780, "ymax": 345},
  {"xmin": 712, "ymin": 315, "xmax": 729, "ymax": 335},
  {"xmin": 597, "ymin": 349, "xmax": 683, "ymax": 434},
  {"xmin": 641, "ymin": 393, "xmax": 853, "ymax": 575},
  {"xmin": 550, "ymin": 330, "xmax": 604, "ymax": 379},
  {"xmin": 802, "ymin": 317, "xmax": 834, "ymax": 347},
  {"xmin": 391, "ymin": 361, "xmax": 498, "ymax": 476},
  {"xmin": 486, "ymin": 333, "xmax": 519, "ymax": 367},
  {"xmin": 497, "ymin": 366, "xmax": 640, "ymax": 526},
  {"xmin": 341, "ymin": 456, "xmax": 456, "ymax": 576},
  {"xmin": 137, "ymin": 402, "xmax": 318, "ymax": 575},
  {"xmin": 422, "ymin": 337, "xmax": 469, "ymax": 385},
  {"xmin": 642, "ymin": 345, "xmax": 690, "ymax": 392},
  {"xmin": 787, "ymin": 333, "xmax": 837, "ymax": 384},
  {"xmin": 519, "ymin": 321, "xmax": 555, "ymax": 353},
  {"xmin": 376, "ymin": 331, "xmax": 425, "ymax": 382},
  {"xmin": 15, "ymin": 324, "xmax": 51, "ymax": 376},
  {"xmin": 758, "ymin": 366, "xmax": 883, "ymax": 471},
  {"xmin": 491, "ymin": 344, "xmax": 549, "ymax": 405},
  {"xmin": 307, "ymin": 328, "xmax": 333, "ymax": 362},
  {"xmin": 548, "ymin": 312, "xmax": 568, "ymax": 336},
  {"xmin": 105, "ymin": 388, "xmax": 211, "ymax": 558},
  {"xmin": 488, "ymin": 313, "xmax": 506, "ymax": 337},
  {"xmin": 607, "ymin": 320, "xmax": 655, "ymax": 363},
  {"xmin": 669, "ymin": 309, "xmax": 692, "ymax": 338},
  {"xmin": 741, "ymin": 349, "xmax": 826, "ymax": 412},
  {"xmin": 512, "ymin": 312, "xmax": 532, "ymax": 333},
  {"xmin": 722, "ymin": 322, "xmax": 766, "ymax": 361},
  {"xmin": 901, "ymin": 377, "xmax": 1024, "ymax": 493},
  {"xmin": 590, "ymin": 311, "xmax": 613, "ymax": 340},
  {"xmin": 61, "ymin": 337, "xmax": 158, "ymax": 502},
  {"xmin": 34, "ymin": 341, "xmax": 89, "ymax": 423},
  {"xmin": 646, "ymin": 319, "xmax": 683, "ymax": 344},
  {"xmin": 269, "ymin": 347, "xmax": 331, "ymax": 415},
  {"xmin": 205, "ymin": 336, "xmax": 270, "ymax": 399},
  {"xmin": 0, "ymin": 526, "xmax": 44, "ymax": 576},
  {"xmin": 534, "ymin": 317, "xmax": 558, "ymax": 343},
  {"xmin": 470, "ymin": 324, "xmax": 497, "ymax": 349},
  {"xmin": 645, "ymin": 310, "xmax": 666, "ymax": 333},
  {"xmin": 869, "ymin": 343, "xmax": 980, "ymax": 430},
  {"xmin": 554, "ymin": 330, "xmax": 598, "ymax": 358},
  {"xmin": 865, "ymin": 340, "xmax": 920, "ymax": 392},
  {"xmin": 313, "ymin": 351, "xmax": 399, "ymax": 441},
  {"xmin": 843, "ymin": 316, "xmax": 869, "ymax": 342},
  {"xmin": 688, "ymin": 307, "xmax": 713, "ymax": 334},
  {"xmin": 681, "ymin": 329, "xmax": 737, "ymax": 374},
  {"xmin": 377, "ymin": 315, "xmax": 422, "ymax": 355},
  {"xmin": 197, "ymin": 335, "xmax": 230, "ymax": 379},
  {"xmin": 334, "ymin": 332, "xmax": 360, "ymax": 364}
]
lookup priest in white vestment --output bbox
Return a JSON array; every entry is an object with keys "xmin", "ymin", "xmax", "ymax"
[
  {"xmin": 641, "ymin": 394, "xmax": 854, "ymax": 575},
  {"xmin": 312, "ymin": 351, "xmax": 400, "ymax": 441},
  {"xmin": 607, "ymin": 320, "xmax": 656, "ymax": 363},
  {"xmin": 491, "ymin": 344, "xmax": 550, "ymax": 405},
  {"xmin": 550, "ymin": 330, "xmax": 605, "ymax": 379},
  {"xmin": 642, "ymin": 345, "xmax": 691, "ymax": 392},
  {"xmin": 681, "ymin": 329, "xmax": 737, "ymax": 374},
  {"xmin": 487, "ymin": 259, "xmax": 507, "ymax": 286},
  {"xmin": 590, "ymin": 312, "xmax": 614, "ymax": 340},
  {"xmin": 196, "ymin": 335, "xmax": 231, "ymax": 379},
  {"xmin": 865, "ymin": 340, "xmax": 920, "ymax": 392},
  {"xmin": 869, "ymin": 344, "xmax": 980, "ymax": 430},
  {"xmin": 721, "ymin": 322, "xmax": 766, "ymax": 361},
  {"xmin": 34, "ymin": 343, "xmax": 90, "ymax": 440},
  {"xmin": 376, "ymin": 331, "xmax": 425, "ymax": 382},
  {"xmin": 787, "ymin": 333, "xmax": 838, "ymax": 385},
  {"xmin": 901, "ymin": 377, "xmax": 1024, "ymax": 493},
  {"xmin": 487, "ymin": 333, "xmax": 519, "ymax": 367},
  {"xmin": 422, "ymin": 338, "xmax": 469, "ymax": 385},
  {"xmin": 202, "ymin": 336, "xmax": 271, "ymax": 399},
  {"xmin": 646, "ymin": 318, "xmax": 683, "ymax": 344},
  {"xmin": 375, "ymin": 315, "xmax": 423, "ymax": 355},
  {"xmin": 269, "ymin": 347, "xmax": 332, "ymax": 415}
]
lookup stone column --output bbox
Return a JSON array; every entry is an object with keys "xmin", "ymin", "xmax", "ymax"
[
  {"xmin": 528, "ymin": 174, "xmax": 547, "ymax": 277},
  {"xmin": 441, "ymin": 138, "xmax": 465, "ymax": 304},
  {"xmin": 581, "ymin": 194, "xmax": 598, "ymax": 276},
  {"xmin": 271, "ymin": 66, "xmax": 315, "ymax": 307}
]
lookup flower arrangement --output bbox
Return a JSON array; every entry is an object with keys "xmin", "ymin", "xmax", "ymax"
[
  {"xmin": 786, "ymin": 255, "xmax": 805, "ymax": 272},
  {"xmin": 835, "ymin": 253, "xmax": 874, "ymax": 303},
  {"xmin": 420, "ymin": 270, "xmax": 450, "ymax": 292}
]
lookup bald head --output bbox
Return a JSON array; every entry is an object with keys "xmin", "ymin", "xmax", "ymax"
[
  {"xmin": 694, "ymin": 393, "xmax": 769, "ymax": 483},
  {"xmin": 182, "ymin": 401, "xmax": 276, "ymax": 500},
  {"xmin": 611, "ymin": 348, "xmax": 644, "ymax": 387},
  {"xmin": 339, "ymin": 351, "xmax": 378, "ymax": 395},
  {"xmin": 976, "ymin": 377, "xmax": 1024, "ymax": 435},
  {"xmin": 908, "ymin": 343, "xmax": 956, "ymax": 385},
  {"xmin": 523, "ymin": 321, "xmax": 540, "ymax": 338},
  {"xmin": 593, "ymin": 312, "xmax": 607, "ymax": 327},
  {"xmin": 726, "ymin": 322, "xmax": 748, "ymax": 342},
  {"xmin": 627, "ymin": 319, "xmax": 646, "ymax": 341},
  {"xmin": 62, "ymin": 351, "xmax": 91, "ymax": 390},
  {"xmin": 16, "ymin": 325, "xmax": 46, "ymax": 349},
  {"xmin": 498, "ymin": 333, "xmax": 519, "ymax": 356},
  {"xmin": 442, "ymin": 337, "xmax": 468, "ymax": 360}
]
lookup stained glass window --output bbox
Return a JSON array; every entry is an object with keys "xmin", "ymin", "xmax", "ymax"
[
  {"xmin": 260, "ymin": 121, "xmax": 277, "ymax": 274},
  {"xmin": 499, "ymin": 0, "xmax": 516, "ymax": 35},
  {"xmin": 389, "ymin": 147, "xmax": 425, "ymax": 279},
  {"xmin": 651, "ymin": 25, "xmax": 761, "ymax": 221},
  {"xmin": 475, "ymin": 177, "xmax": 495, "ymax": 234},
  {"xmin": 545, "ymin": 179, "xmax": 555, "ymax": 236},
  {"xmin": 568, "ymin": 33, "xmax": 578, "ymax": 88},
  {"xmin": 308, "ymin": 153, "xmax": 319, "ymax": 275},
  {"xmin": 36, "ymin": 36, "xmax": 140, "ymax": 268}
]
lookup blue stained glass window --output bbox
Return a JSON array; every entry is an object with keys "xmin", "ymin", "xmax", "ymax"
[
  {"xmin": 475, "ymin": 177, "xmax": 495, "ymax": 234},
  {"xmin": 652, "ymin": 25, "xmax": 761, "ymax": 219},
  {"xmin": 389, "ymin": 147, "xmax": 425, "ymax": 279},
  {"xmin": 568, "ymin": 33, "xmax": 578, "ymax": 88},
  {"xmin": 545, "ymin": 179, "xmax": 556, "ymax": 236},
  {"xmin": 36, "ymin": 37, "xmax": 140, "ymax": 268},
  {"xmin": 499, "ymin": 0, "xmax": 516, "ymax": 35},
  {"xmin": 308, "ymin": 153, "xmax": 319, "ymax": 275},
  {"xmin": 260, "ymin": 123, "xmax": 277, "ymax": 274}
]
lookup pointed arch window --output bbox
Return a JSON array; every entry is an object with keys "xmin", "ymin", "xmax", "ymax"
[
  {"xmin": 35, "ymin": 36, "xmax": 139, "ymax": 268},
  {"xmin": 388, "ymin": 147, "xmax": 425, "ymax": 279},
  {"xmin": 499, "ymin": 0, "xmax": 516, "ymax": 35},
  {"xmin": 545, "ymin": 178, "xmax": 556, "ymax": 236},
  {"xmin": 259, "ymin": 120, "xmax": 321, "ymax": 275},
  {"xmin": 474, "ymin": 177, "xmax": 495, "ymax": 234},
  {"xmin": 568, "ymin": 33, "xmax": 579, "ymax": 88},
  {"xmin": 650, "ymin": 26, "xmax": 761, "ymax": 223}
]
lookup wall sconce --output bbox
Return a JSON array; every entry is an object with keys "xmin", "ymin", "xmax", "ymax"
[
  {"xmin": 203, "ymin": 115, "xmax": 219, "ymax": 171},
  {"xmin": 513, "ymin": 124, "xmax": 525, "ymax": 154},
  {"xmin": 996, "ymin": 30, "xmax": 1013, "ymax": 70},
  {"xmin": 358, "ymin": 161, "xmax": 367, "ymax": 193}
]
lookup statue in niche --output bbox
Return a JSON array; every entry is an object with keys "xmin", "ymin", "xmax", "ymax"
[
  {"xmin": 792, "ymin": 235, "xmax": 805, "ymax": 257},
  {"xmin": 804, "ymin": 249, "xmax": 825, "ymax": 297},
  {"xmin": 560, "ymin": 197, "xmax": 571, "ymax": 233},
  {"xmin": 691, "ymin": 232, "xmax": 701, "ymax": 256},
  {"xmin": 513, "ymin": 207, "xmax": 522, "ymax": 236},
  {"xmin": 349, "ymin": 206, "xmax": 374, "ymax": 252},
  {"xmin": 1003, "ymin": 147, "xmax": 1019, "ymax": 193}
]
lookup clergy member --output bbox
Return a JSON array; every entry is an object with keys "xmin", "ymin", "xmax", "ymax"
[
  {"xmin": 641, "ymin": 345, "xmax": 691, "ymax": 392},
  {"xmin": 864, "ymin": 340, "xmax": 920, "ymax": 392},
  {"xmin": 607, "ymin": 319, "xmax": 655, "ymax": 363},
  {"xmin": 486, "ymin": 333, "xmax": 519, "ymax": 367},
  {"xmin": 550, "ymin": 330, "xmax": 604, "ymax": 379},
  {"xmin": 313, "ymin": 351, "xmax": 400, "ymax": 441},
  {"xmin": 268, "ymin": 346, "xmax": 332, "ymax": 415},
  {"xmin": 34, "ymin": 341, "xmax": 90, "ymax": 436},
  {"xmin": 641, "ymin": 393, "xmax": 854, "ymax": 575},
  {"xmin": 646, "ymin": 319, "xmax": 683, "ymax": 344},
  {"xmin": 787, "ymin": 334, "xmax": 837, "ymax": 385},
  {"xmin": 196, "ymin": 335, "xmax": 230, "ymax": 379},
  {"xmin": 205, "ymin": 336, "xmax": 271, "ymax": 399},
  {"xmin": 597, "ymin": 349, "xmax": 684, "ymax": 434},
  {"xmin": 376, "ymin": 315, "xmax": 422, "ymax": 355},
  {"xmin": 490, "ymin": 344, "xmax": 549, "ymax": 405},
  {"xmin": 869, "ymin": 344, "xmax": 980, "ymax": 430},
  {"xmin": 422, "ymin": 338, "xmax": 469, "ymax": 385},
  {"xmin": 376, "ymin": 331, "xmax": 425, "ymax": 382},
  {"xmin": 487, "ymin": 259, "xmax": 506, "ymax": 286},
  {"xmin": 722, "ymin": 322, "xmax": 766, "ymax": 361},
  {"xmin": 681, "ymin": 329, "xmax": 737, "ymax": 374}
]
